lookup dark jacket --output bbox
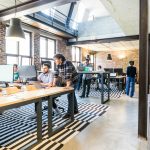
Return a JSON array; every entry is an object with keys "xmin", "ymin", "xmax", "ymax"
[{"xmin": 126, "ymin": 66, "xmax": 136, "ymax": 78}]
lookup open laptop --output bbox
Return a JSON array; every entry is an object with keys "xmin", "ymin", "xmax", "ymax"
[{"xmin": 110, "ymin": 73, "xmax": 117, "ymax": 77}]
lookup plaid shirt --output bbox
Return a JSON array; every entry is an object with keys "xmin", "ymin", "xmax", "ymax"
[{"xmin": 54, "ymin": 61, "xmax": 78, "ymax": 84}]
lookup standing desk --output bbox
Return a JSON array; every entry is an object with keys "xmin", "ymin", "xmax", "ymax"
[{"xmin": 78, "ymin": 71, "xmax": 110, "ymax": 104}]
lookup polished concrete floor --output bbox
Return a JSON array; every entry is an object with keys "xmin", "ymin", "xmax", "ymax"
[{"xmin": 62, "ymin": 86, "xmax": 148, "ymax": 150}]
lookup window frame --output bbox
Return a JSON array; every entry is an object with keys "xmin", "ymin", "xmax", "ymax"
[
  {"xmin": 71, "ymin": 46, "xmax": 81, "ymax": 68},
  {"xmin": 40, "ymin": 35, "xmax": 56, "ymax": 69},
  {"xmin": 6, "ymin": 30, "xmax": 32, "ymax": 66},
  {"xmin": 40, "ymin": 35, "xmax": 56, "ymax": 60}
]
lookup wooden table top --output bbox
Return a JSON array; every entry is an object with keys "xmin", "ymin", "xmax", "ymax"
[
  {"xmin": 0, "ymin": 87, "xmax": 74, "ymax": 108},
  {"xmin": 78, "ymin": 71, "xmax": 107, "ymax": 74},
  {"xmin": 110, "ymin": 76, "xmax": 126, "ymax": 79}
]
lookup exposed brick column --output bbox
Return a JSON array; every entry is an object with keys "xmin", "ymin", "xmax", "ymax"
[
  {"xmin": 33, "ymin": 32, "xmax": 41, "ymax": 70},
  {"xmin": 0, "ymin": 22, "xmax": 6, "ymax": 65},
  {"xmin": 56, "ymin": 39, "xmax": 72, "ymax": 61}
]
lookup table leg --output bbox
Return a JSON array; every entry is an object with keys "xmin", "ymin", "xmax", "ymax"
[
  {"xmin": 48, "ymin": 96, "xmax": 53, "ymax": 137},
  {"xmin": 70, "ymin": 91, "xmax": 74, "ymax": 121},
  {"xmin": 101, "ymin": 73, "xmax": 104, "ymax": 104},
  {"xmin": 108, "ymin": 73, "xmax": 110, "ymax": 101},
  {"xmin": 36, "ymin": 100, "xmax": 42, "ymax": 141}
]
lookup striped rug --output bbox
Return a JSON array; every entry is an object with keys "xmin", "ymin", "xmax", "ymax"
[
  {"xmin": 78, "ymin": 84, "xmax": 124, "ymax": 99},
  {"xmin": 0, "ymin": 96, "xmax": 109, "ymax": 150}
]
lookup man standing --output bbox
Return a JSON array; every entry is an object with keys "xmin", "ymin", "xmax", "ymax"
[
  {"xmin": 53, "ymin": 54, "xmax": 79, "ymax": 119},
  {"xmin": 126, "ymin": 61, "xmax": 137, "ymax": 97},
  {"xmin": 80, "ymin": 59, "xmax": 93, "ymax": 98}
]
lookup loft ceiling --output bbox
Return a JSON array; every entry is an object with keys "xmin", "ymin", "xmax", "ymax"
[
  {"xmin": 0, "ymin": 0, "xmax": 30, "ymax": 11},
  {"xmin": 0, "ymin": 0, "xmax": 79, "ymax": 21},
  {"xmin": 77, "ymin": 40, "xmax": 139, "ymax": 51}
]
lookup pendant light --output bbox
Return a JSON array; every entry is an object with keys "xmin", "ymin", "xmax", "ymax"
[
  {"xmin": 107, "ymin": 54, "xmax": 112, "ymax": 61},
  {"xmin": 6, "ymin": 0, "xmax": 25, "ymax": 41},
  {"xmin": 107, "ymin": 42, "xmax": 112, "ymax": 61}
]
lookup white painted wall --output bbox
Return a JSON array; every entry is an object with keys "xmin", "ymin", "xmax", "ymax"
[{"xmin": 77, "ymin": 16, "xmax": 125, "ymax": 41}]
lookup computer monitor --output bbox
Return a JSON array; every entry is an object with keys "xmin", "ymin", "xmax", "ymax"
[
  {"xmin": 18, "ymin": 65, "xmax": 37, "ymax": 80},
  {"xmin": 0, "ymin": 65, "xmax": 14, "ymax": 83},
  {"xmin": 84, "ymin": 67, "xmax": 93, "ymax": 72},
  {"xmin": 104, "ymin": 68, "xmax": 114, "ymax": 73},
  {"xmin": 114, "ymin": 68, "xmax": 123, "ymax": 75}
]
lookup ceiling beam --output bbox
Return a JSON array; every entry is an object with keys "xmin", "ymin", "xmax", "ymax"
[
  {"xmin": 0, "ymin": 0, "xmax": 79, "ymax": 21},
  {"xmin": 67, "ymin": 35, "xmax": 139, "ymax": 46},
  {"xmin": 66, "ymin": 2, "xmax": 76, "ymax": 27}
]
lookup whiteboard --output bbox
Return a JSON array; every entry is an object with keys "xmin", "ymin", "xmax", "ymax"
[{"xmin": 0, "ymin": 65, "xmax": 13, "ymax": 82}]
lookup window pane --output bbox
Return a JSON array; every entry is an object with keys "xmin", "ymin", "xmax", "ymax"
[
  {"xmin": 48, "ymin": 39, "xmax": 55, "ymax": 58},
  {"xmin": 51, "ymin": 61, "xmax": 55, "ymax": 70},
  {"xmin": 76, "ymin": 47, "xmax": 80, "ymax": 62},
  {"xmin": 22, "ymin": 57, "xmax": 30, "ymax": 66},
  {"xmin": 19, "ymin": 32, "xmax": 30, "ymax": 56},
  {"xmin": 7, "ymin": 56, "xmax": 18, "ymax": 64},
  {"xmin": 72, "ymin": 47, "xmax": 76, "ymax": 61},
  {"xmin": 40, "ymin": 37, "xmax": 47, "ymax": 58},
  {"xmin": 6, "ymin": 40, "xmax": 18, "ymax": 54},
  {"xmin": 90, "ymin": 55, "xmax": 94, "ymax": 63}
]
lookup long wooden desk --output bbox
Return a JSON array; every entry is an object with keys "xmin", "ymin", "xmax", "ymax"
[{"xmin": 0, "ymin": 87, "xmax": 74, "ymax": 141}]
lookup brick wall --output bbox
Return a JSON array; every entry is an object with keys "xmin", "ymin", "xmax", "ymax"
[
  {"xmin": 95, "ymin": 50, "xmax": 139, "ymax": 73},
  {"xmin": 33, "ymin": 32, "xmax": 41, "ymax": 70},
  {"xmin": 56, "ymin": 39, "xmax": 72, "ymax": 61},
  {"xmin": 0, "ymin": 22, "xmax": 6, "ymax": 65},
  {"xmin": 0, "ymin": 22, "xmax": 72, "ymax": 67}
]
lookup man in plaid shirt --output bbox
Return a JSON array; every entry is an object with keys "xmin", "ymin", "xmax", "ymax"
[{"xmin": 53, "ymin": 54, "xmax": 79, "ymax": 119}]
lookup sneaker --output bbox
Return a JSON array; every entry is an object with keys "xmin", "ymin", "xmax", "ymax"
[
  {"xmin": 79, "ymin": 95, "xmax": 85, "ymax": 98},
  {"xmin": 74, "ymin": 111, "xmax": 79, "ymax": 114},
  {"xmin": 62, "ymin": 114, "xmax": 71, "ymax": 119}
]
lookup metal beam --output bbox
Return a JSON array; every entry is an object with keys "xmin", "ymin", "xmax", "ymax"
[
  {"xmin": 138, "ymin": 0, "xmax": 149, "ymax": 139},
  {"xmin": 0, "ymin": 0, "xmax": 79, "ymax": 21},
  {"xmin": 66, "ymin": 2, "xmax": 76, "ymax": 27},
  {"xmin": 67, "ymin": 35, "xmax": 139, "ymax": 46}
]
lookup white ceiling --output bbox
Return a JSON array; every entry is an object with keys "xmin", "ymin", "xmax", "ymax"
[
  {"xmin": 100, "ymin": 0, "xmax": 140, "ymax": 35},
  {"xmin": 77, "ymin": 40, "xmax": 139, "ymax": 51},
  {"xmin": 0, "ymin": 0, "xmax": 30, "ymax": 11}
]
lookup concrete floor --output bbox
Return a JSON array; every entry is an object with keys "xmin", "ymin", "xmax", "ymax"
[{"xmin": 62, "ymin": 87, "xmax": 148, "ymax": 150}]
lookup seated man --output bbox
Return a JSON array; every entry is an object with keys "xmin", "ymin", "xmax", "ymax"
[{"xmin": 38, "ymin": 63, "xmax": 60, "ymax": 114}]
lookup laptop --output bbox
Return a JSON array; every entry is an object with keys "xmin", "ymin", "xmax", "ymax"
[{"xmin": 110, "ymin": 73, "xmax": 117, "ymax": 77}]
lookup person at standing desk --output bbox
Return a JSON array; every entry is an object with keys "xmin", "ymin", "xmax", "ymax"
[
  {"xmin": 80, "ymin": 59, "xmax": 93, "ymax": 98},
  {"xmin": 53, "ymin": 54, "xmax": 79, "ymax": 119},
  {"xmin": 37, "ymin": 63, "xmax": 60, "ymax": 114},
  {"xmin": 126, "ymin": 61, "xmax": 137, "ymax": 97}
]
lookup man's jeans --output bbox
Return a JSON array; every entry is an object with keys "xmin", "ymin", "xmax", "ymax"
[
  {"xmin": 126, "ymin": 77, "xmax": 135, "ymax": 97},
  {"xmin": 67, "ymin": 84, "xmax": 78, "ymax": 115}
]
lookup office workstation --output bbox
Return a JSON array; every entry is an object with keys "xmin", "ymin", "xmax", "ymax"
[{"xmin": 0, "ymin": 0, "xmax": 149, "ymax": 149}]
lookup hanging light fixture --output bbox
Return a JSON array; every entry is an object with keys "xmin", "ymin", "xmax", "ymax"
[
  {"xmin": 107, "ymin": 54, "xmax": 112, "ymax": 61},
  {"xmin": 107, "ymin": 42, "xmax": 112, "ymax": 61},
  {"xmin": 6, "ymin": 0, "xmax": 25, "ymax": 41}
]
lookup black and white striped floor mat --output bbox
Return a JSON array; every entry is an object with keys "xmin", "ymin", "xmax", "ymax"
[
  {"xmin": 0, "ymin": 97, "xmax": 109, "ymax": 150},
  {"xmin": 78, "ymin": 84, "xmax": 124, "ymax": 99}
]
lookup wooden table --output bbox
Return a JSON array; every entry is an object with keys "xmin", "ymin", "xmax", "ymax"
[{"xmin": 0, "ymin": 87, "xmax": 74, "ymax": 141}]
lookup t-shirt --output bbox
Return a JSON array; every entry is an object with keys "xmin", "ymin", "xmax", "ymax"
[
  {"xmin": 13, "ymin": 72, "xmax": 19, "ymax": 81},
  {"xmin": 126, "ymin": 66, "xmax": 136, "ymax": 78}
]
